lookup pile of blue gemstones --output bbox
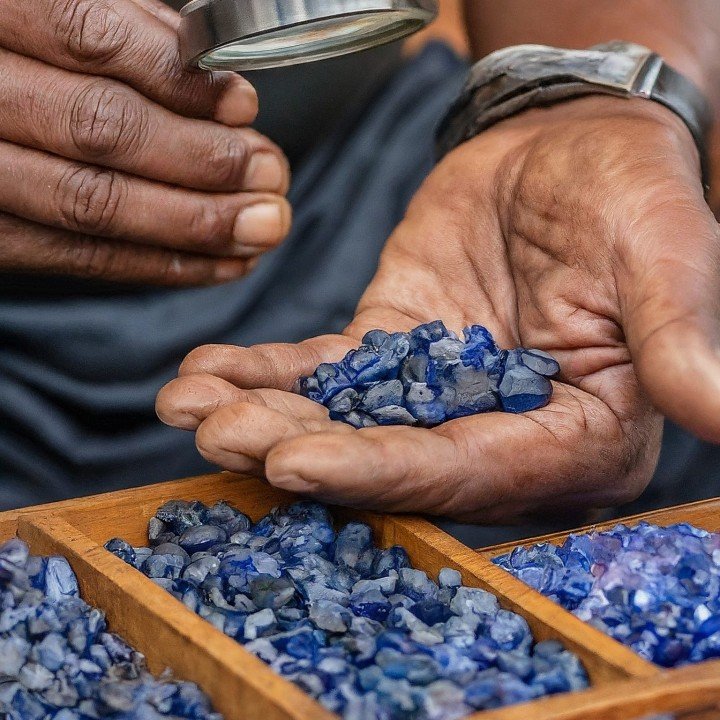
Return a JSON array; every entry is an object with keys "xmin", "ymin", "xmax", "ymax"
[
  {"xmin": 0, "ymin": 538, "xmax": 221, "ymax": 720},
  {"xmin": 295, "ymin": 321, "xmax": 560, "ymax": 428},
  {"xmin": 494, "ymin": 522, "xmax": 720, "ymax": 668},
  {"xmin": 106, "ymin": 500, "xmax": 588, "ymax": 719}
]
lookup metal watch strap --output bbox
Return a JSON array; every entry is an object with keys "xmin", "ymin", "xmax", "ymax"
[
  {"xmin": 651, "ymin": 60, "xmax": 712, "ymax": 185},
  {"xmin": 437, "ymin": 43, "xmax": 713, "ymax": 190}
]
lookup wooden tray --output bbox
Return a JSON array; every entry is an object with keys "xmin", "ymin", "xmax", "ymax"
[{"xmin": 2, "ymin": 473, "xmax": 720, "ymax": 720}]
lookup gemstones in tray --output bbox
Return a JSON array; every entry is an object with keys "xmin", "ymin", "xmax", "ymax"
[
  {"xmin": 296, "ymin": 321, "xmax": 560, "ymax": 428},
  {"xmin": 105, "ymin": 500, "xmax": 588, "ymax": 719},
  {"xmin": 0, "ymin": 538, "xmax": 220, "ymax": 720},
  {"xmin": 494, "ymin": 522, "xmax": 720, "ymax": 669}
]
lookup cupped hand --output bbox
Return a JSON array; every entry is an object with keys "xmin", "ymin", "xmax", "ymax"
[
  {"xmin": 0, "ymin": 0, "xmax": 291, "ymax": 285},
  {"xmin": 158, "ymin": 96, "xmax": 720, "ymax": 522}
]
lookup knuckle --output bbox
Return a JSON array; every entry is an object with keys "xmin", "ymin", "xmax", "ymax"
[
  {"xmin": 69, "ymin": 83, "xmax": 148, "ymax": 159},
  {"xmin": 63, "ymin": 235, "xmax": 116, "ymax": 278},
  {"xmin": 187, "ymin": 201, "xmax": 234, "ymax": 249},
  {"xmin": 149, "ymin": 47, "xmax": 197, "ymax": 106},
  {"xmin": 52, "ymin": 0, "xmax": 130, "ymax": 65},
  {"xmin": 55, "ymin": 165, "xmax": 126, "ymax": 235},
  {"xmin": 204, "ymin": 133, "xmax": 250, "ymax": 188}
]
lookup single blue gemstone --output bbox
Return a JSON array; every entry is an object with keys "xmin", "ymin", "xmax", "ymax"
[
  {"xmin": 152, "ymin": 542, "xmax": 191, "ymax": 563},
  {"xmin": 44, "ymin": 557, "xmax": 79, "ymax": 600},
  {"xmin": 520, "ymin": 350, "xmax": 561, "ymax": 377},
  {"xmin": 350, "ymin": 589, "xmax": 391, "ymax": 622},
  {"xmin": 178, "ymin": 525, "xmax": 228, "ymax": 554},
  {"xmin": 104, "ymin": 538, "xmax": 136, "ymax": 566},
  {"xmin": 409, "ymin": 599, "xmax": 452, "ymax": 626}
]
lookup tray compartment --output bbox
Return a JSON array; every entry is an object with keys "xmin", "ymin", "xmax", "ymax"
[
  {"xmin": 478, "ymin": 496, "xmax": 720, "ymax": 719},
  {"xmin": 18, "ymin": 512, "xmax": 332, "ymax": 720}
]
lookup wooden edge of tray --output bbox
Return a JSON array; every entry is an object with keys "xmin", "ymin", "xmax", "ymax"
[
  {"xmin": 17, "ymin": 513, "xmax": 338, "ymax": 720},
  {"xmin": 478, "ymin": 497, "xmax": 720, "ymax": 558},
  {"xmin": 472, "ymin": 660, "xmax": 720, "ymax": 720}
]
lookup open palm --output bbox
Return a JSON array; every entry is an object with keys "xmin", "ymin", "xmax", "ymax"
[{"xmin": 157, "ymin": 97, "xmax": 720, "ymax": 523}]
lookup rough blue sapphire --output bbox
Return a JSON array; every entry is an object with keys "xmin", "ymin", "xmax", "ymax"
[
  {"xmin": 107, "ymin": 500, "xmax": 588, "ymax": 719},
  {"xmin": 495, "ymin": 521, "xmax": 720, "ymax": 668},
  {"xmin": 295, "ymin": 322, "xmax": 559, "ymax": 428},
  {"xmin": 0, "ymin": 538, "xmax": 222, "ymax": 720}
]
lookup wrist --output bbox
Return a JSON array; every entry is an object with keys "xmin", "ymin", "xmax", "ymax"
[{"xmin": 457, "ymin": 95, "xmax": 704, "ymax": 196}]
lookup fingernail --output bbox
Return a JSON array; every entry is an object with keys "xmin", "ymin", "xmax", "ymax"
[
  {"xmin": 215, "ymin": 76, "xmax": 258, "ymax": 127},
  {"xmin": 269, "ymin": 473, "xmax": 318, "ymax": 494},
  {"xmin": 234, "ymin": 202, "xmax": 285, "ymax": 247},
  {"xmin": 245, "ymin": 153, "xmax": 286, "ymax": 192}
]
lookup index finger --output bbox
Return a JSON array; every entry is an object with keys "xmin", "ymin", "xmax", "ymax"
[
  {"xmin": 178, "ymin": 336, "xmax": 357, "ymax": 390},
  {"xmin": 0, "ymin": 0, "xmax": 257, "ymax": 126}
]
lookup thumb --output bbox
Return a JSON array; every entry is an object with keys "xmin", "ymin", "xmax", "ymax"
[
  {"xmin": 620, "ymin": 189, "xmax": 720, "ymax": 442},
  {"xmin": 178, "ymin": 335, "xmax": 356, "ymax": 391}
]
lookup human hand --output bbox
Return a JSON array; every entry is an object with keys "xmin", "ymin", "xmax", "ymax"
[
  {"xmin": 0, "ymin": 0, "xmax": 290, "ymax": 285},
  {"xmin": 158, "ymin": 96, "xmax": 720, "ymax": 522}
]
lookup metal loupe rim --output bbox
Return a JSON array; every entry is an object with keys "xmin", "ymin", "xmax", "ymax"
[{"xmin": 179, "ymin": 0, "xmax": 438, "ymax": 71}]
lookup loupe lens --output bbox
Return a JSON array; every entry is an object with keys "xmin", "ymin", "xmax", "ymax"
[
  {"xmin": 200, "ymin": 14, "xmax": 421, "ymax": 70},
  {"xmin": 180, "ymin": 1, "xmax": 437, "ymax": 71}
]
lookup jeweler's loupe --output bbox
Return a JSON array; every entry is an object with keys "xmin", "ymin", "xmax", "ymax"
[{"xmin": 180, "ymin": 0, "xmax": 438, "ymax": 71}]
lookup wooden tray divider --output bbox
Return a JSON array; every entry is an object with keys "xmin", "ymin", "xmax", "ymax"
[
  {"xmin": 52, "ymin": 475, "xmax": 299, "ymax": 548},
  {"xmin": 383, "ymin": 515, "xmax": 656, "ymax": 684},
  {"xmin": 17, "ymin": 513, "xmax": 337, "ymax": 720},
  {"xmin": 469, "ymin": 660, "xmax": 720, "ymax": 720},
  {"xmin": 0, "ymin": 513, "xmax": 19, "ymax": 539}
]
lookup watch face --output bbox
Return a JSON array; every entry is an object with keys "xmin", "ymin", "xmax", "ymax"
[{"xmin": 478, "ymin": 44, "xmax": 652, "ymax": 92}]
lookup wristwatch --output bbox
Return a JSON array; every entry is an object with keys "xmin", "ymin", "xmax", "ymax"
[{"xmin": 437, "ymin": 42, "xmax": 714, "ymax": 189}]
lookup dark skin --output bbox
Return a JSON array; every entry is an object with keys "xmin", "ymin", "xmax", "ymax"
[
  {"xmin": 0, "ymin": 0, "xmax": 291, "ymax": 284},
  {"xmin": 157, "ymin": 2, "xmax": 720, "ymax": 523},
  {"xmin": 467, "ymin": 0, "xmax": 720, "ymax": 211},
  {"xmin": 158, "ymin": 95, "xmax": 720, "ymax": 523}
]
